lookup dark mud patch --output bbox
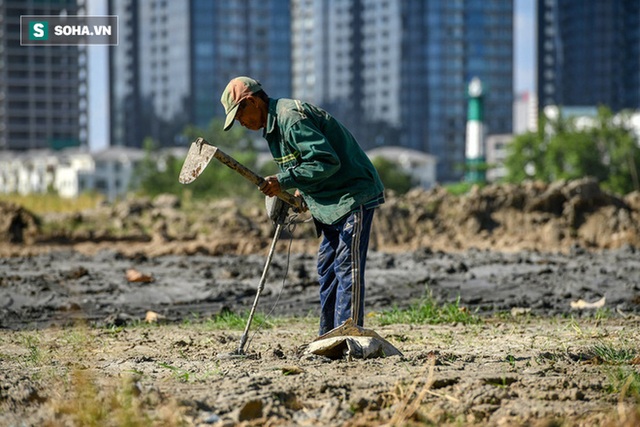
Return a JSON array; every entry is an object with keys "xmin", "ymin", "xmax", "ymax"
[{"xmin": 2, "ymin": 246, "xmax": 639, "ymax": 330}]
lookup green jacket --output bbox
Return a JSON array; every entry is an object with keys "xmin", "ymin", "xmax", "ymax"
[{"xmin": 263, "ymin": 98, "xmax": 384, "ymax": 225}]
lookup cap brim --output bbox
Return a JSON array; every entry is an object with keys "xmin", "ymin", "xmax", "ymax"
[{"xmin": 223, "ymin": 103, "xmax": 240, "ymax": 131}]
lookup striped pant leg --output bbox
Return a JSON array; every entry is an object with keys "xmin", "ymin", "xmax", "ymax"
[
  {"xmin": 317, "ymin": 229, "xmax": 340, "ymax": 335},
  {"xmin": 333, "ymin": 206, "xmax": 374, "ymax": 329}
]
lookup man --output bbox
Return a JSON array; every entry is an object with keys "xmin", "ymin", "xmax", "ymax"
[{"xmin": 220, "ymin": 76, "xmax": 384, "ymax": 335}]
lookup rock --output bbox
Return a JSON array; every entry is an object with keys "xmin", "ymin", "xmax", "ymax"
[
  {"xmin": 126, "ymin": 269, "xmax": 154, "ymax": 283},
  {"xmin": 234, "ymin": 399, "xmax": 263, "ymax": 422},
  {"xmin": 281, "ymin": 366, "xmax": 304, "ymax": 375},
  {"xmin": 145, "ymin": 310, "xmax": 165, "ymax": 323},
  {"xmin": 103, "ymin": 312, "xmax": 134, "ymax": 327}
]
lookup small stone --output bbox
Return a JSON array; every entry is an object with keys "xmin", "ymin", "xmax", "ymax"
[{"xmin": 238, "ymin": 399, "xmax": 263, "ymax": 421}]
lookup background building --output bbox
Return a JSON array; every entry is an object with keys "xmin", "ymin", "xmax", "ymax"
[
  {"xmin": 485, "ymin": 133, "xmax": 512, "ymax": 182},
  {"xmin": 537, "ymin": 0, "xmax": 640, "ymax": 112},
  {"xmin": 109, "ymin": 0, "xmax": 291, "ymax": 148},
  {"xmin": 291, "ymin": 0, "xmax": 513, "ymax": 182},
  {"xmin": 513, "ymin": 91, "xmax": 538, "ymax": 134},
  {"xmin": 0, "ymin": 0, "xmax": 88, "ymax": 151}
]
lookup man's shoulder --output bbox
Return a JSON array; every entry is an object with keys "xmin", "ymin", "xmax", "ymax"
[
  {"xmin": 275, "ymin": 98, "xmax": 304, "ymax": 117},
  {"xmin": 274, "ymin": 98, "xmax": 316, "ymax": 129}
]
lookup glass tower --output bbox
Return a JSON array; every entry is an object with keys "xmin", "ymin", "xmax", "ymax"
[
  {"xmin": 537, "ymin": 0, "xmax": 640, "ymax": 112},
  {"xmin": 109, "ymin": 0, "xmax": 291, "ymax": 148},
  {"xmin": 292, "ymin": 0, "xmax": 513, "ymax": 182},
  {"xmin": 0, "ymin": 0, "xmax": 87, "ymax": 151}
]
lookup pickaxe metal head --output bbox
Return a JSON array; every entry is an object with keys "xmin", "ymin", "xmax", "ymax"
[{"xmin": 178, "ymin": 137, "xmax": 218, "ymax": 184}]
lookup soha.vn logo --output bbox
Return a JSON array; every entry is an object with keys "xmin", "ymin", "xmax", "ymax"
[{"xmin": 29, "ymin": 21, "xmax": 49, "ymax": 40}]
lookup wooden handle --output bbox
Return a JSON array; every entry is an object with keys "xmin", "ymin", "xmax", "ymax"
[{"xmin": 210, "ymin": 144, "xmax": 305, "ymax": 211}]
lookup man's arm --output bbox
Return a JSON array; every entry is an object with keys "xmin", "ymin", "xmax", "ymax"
[{"xmin": 276, "ymin": 119, "xmax": 341, "ymax": 191}]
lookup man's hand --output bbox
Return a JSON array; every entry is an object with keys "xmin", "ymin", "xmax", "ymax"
[
  {"xmin": 293, "ymin": 189, "xmax": 308, "ymax": 212},
  {"xmin": 259, "ymin": 175, "xmax": 282, "ymax": 197}
]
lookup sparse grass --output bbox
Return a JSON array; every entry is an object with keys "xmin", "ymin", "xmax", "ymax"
[
  {"xmin": 156, "ymin": 361, "xmax": 221, "ymax": 383},
  {"xmin": 0, "ymin": 192, "xmax": 103, "ymax": 214},
  {"xmin": 590, "ymin": 344, "xmax": 637, "ymax": 365},
  {"xmin": 386, "ymin": 355, "xmax": 438, "ymax": 425},
  {"xmin": 19, "ymin": 332, "xmax": 45, "ymax": 365},
  {"xmin": 375, "ymin": 295, "xmax": 481, "ymax": 326},
  {"xmin": 606, "ymin": 368, "xmax": 640, "ymax": 397},
  {"xmin": 595, "ymin": 307, "xmax": 614, "ymax": 321},
  {"xmin": 157, "ymin": 362, "xmax": 194, "ymax": 383},
  {"xmin": 202, "ymin": 309, "xmax": 274, "ymax": 330},
  {"xmin": 50, "ymin": 369, "xmax": 184, "ymax": 427}
]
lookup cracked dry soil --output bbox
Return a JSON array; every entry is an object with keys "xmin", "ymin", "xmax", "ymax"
[
  {"xmin": 1, "ymin": 315, "xmax": 639, "ymax": 426},
  {"xmin": 1, "ymin": 246, "xmax": 640, "ymax": 426}
]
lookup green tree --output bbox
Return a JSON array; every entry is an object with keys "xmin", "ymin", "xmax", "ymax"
[
  {"xmin": 371, "ymin": 157, "xmax": 414, "ymax": 194},
  {"xmin": 504, "ymin": 129, "xmax": 547, "ymax": 182},
  {"xmin": 134, "ymin": 137, "xmax": 184, "ymax": 197},
  {"xmin": 133, "ymin": 120, "xmax": 262, "ymax": 201},
  {"xmin": 546, "ymin": 129, "xmax": 606, "ymax": 182},
  {"xmin": 182, "ymin": 118, "xmax": 248, "ymax": 151},
  {"xmin": 503, "ymin": 107, "xmax": 640, "ymax": 195},
  {"xmin": 591, "ymin": 107, "xmax": 640, "ymax": 194}
]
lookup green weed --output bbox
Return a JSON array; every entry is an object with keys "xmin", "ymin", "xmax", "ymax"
[
  {"xmin": 203, "ymin": 309, "xmax": 273, "ymax": 330},
  {"xmin": 590, "ymin": 344, "xmax": 637, "ymax": 365},
  {"xmin": 157, "ymin": 362, "xmax": 192, "ymax": 383},
  {"xmin": 375, "ymin": 295, "xmax": 480, "ymax": 326},
  {"xmin": 19, "ymin": 333, "xmax": 44, "ymax": 365},
  {"xmin": 157, "ymin": 361, "xmax": 220, "ymax": 383},
  {"xmin": 605, "ymin": 368, "xmax": 640, "ymax": 397}
]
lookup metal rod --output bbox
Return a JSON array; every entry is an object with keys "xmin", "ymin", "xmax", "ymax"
[{"xmin": 236, "ymin": 223, "xmax": 284, "ymax": 355}]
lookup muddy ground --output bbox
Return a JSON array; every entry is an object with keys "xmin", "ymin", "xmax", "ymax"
[{"xmin": 2, "ymin": 178, "xmax": 640, "ymax": 426}]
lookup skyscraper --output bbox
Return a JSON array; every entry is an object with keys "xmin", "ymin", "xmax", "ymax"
[
  {"xmin": 109, "ymin": 0, "xmax": 291, "ymax": 148},
  {"xmin": 537, "ymin": 0, "xmax": 640, "ymax": 112},
  {"xmin": 292, "ymin": 0, "xmax": 513, "ymax": 182},
  {"xmin": 0, "ymin": 0, "xmax": 87, "ymax": 151}
]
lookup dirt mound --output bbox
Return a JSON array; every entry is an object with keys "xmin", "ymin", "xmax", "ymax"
[
  {"xmin": 0, "ymin": 202, "xmax": 40, "ymax": 244},
  {"xmin": 373, "ymin": 177, "xmax": 639, "ymax": 252},
  {"xmin": 3, "ymin": 177, "xmax": 639, "ymax": 255}
]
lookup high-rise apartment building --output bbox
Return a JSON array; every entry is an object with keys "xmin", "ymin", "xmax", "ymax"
[
  {"xmin": 0, "ymin": 0, "xmax": 87, "ymax": 151},
  {"xmin": 537, "ymin": 0, "xmax": 640, "ymax": 112},
  {"xmin": 109, "ymin": 0, "xmax": 291, "ymax": 148},
  {"xmin": 292, "ymin": 0, "xmax": 513, "ymax": 182}
]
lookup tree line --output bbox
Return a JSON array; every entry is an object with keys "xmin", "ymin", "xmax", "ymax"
[
  {"xmin": 134, "ymin": 106, "xmax": 640, "ymax": 201},
  {"xmin": 134, "ymin": 118, "xmax": 414, "ymax": 201},
  {"xmin": 503, "ymin": 107, "xmax": 640, "ymax": 195}
]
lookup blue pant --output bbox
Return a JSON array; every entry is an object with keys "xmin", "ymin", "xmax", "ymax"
[{"xmin": 316, "ymin": 206, "xmax": 375, "ymax": 335}]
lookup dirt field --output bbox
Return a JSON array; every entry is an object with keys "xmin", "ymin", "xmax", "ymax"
[
  {"xmin": 1, "ymin": 313, "xmax": 640, "ymax": 426},
  {"xmin": 1, "ymin": 245, "xmax": 640, "ymax": 426},
  {"xmin": 2, "ymin": 179, "xmax": 640, "ymax": 425}
]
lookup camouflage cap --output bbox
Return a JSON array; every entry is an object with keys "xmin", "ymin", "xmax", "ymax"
[{"xmin": 220, "ymin": 76, "xmax": 263, "ymax": 131}]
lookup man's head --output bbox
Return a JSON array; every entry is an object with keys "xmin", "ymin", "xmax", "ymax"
[{"xmin": 220, "ymin": 76, "xmax": 268, "ymax": 131}]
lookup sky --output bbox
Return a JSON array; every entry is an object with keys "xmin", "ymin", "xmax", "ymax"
[
  {"xmin": 86, "ymin": 0, "xmax": 109, "ymax": 152},
  {"xmin": 86, "ymin": 0, "xmax": 536, "ymax": 152},
  {"xmin": 514, "ymin": 0, "xmax": 536, "ymax": 94}
]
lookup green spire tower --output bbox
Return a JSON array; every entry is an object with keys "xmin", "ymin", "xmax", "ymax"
[{"xmin": 465, "ymin": 77, "xmax": 486, "ymax": 183}]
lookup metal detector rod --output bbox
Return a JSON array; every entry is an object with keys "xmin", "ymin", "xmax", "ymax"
[{"xmin": 236, "ymin": 223, "xmax": 284, "ymax": 355}]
